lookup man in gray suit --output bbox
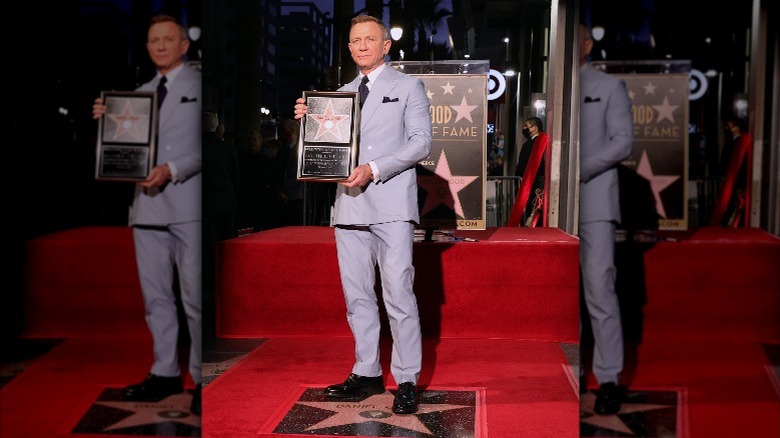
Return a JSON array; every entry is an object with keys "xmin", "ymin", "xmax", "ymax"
[
  {"xmin": 93, "ymin": 14, "xmax": 202, "ymax": 415},
  {"xmin": 294, "ymin": 14, "xmax": 431, "ymax": 415},
  {"xmin": 578, "ymin": 23, "xmax": 633, "ymax": 415}
]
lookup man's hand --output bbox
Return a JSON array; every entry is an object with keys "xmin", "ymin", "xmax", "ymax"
[
  {"xmin": 340, "ymin": 164, "xmax": 373, "ymax": 188},
  {"xmin": 92, "ymin": 97, "xmax": 106, "ymax": 120},
  {"xmin": 140, "ymin": 163, "xmax": 172, "ymax": 188},
  {"xmin": 293, "ymin": 98, "xmax": 308, "ymax": 120}
]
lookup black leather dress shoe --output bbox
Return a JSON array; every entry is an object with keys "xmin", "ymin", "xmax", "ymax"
[
  {"xmin": 392, "ymin": 382, "xmax": 418, "ymax": 414},
  {"xmin": 323, "ymin": 373, "xmax": 385, "ymax": 398},
  {"xmin": 124, "ymin": 374, "xmax": 183, "ymax": 401},
  {"xmin": 594, "ymin": 382, "xmax": 621, "ymax": 415},
  {"xmin": 190, "ymin": 383, "xmax": 202, "ymax": 416}
]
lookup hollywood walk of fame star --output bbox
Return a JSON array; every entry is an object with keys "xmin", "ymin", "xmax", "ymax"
[
  {"xmin": 643, "ymin": 82, "xmax": 657, "ymax": 95},
  {"xmin": 95, "ymin": 393, "xmax": 200, "ymax": 431},
  {"xmin": 653, "ymin": 96, "xmax": 679, "ymax": 123},
  {"xmin": 441, "ymin": 82, "xmax": 455, "ymax": 95},
  {"xmin": 580, "ymin": 391, "xmax": 675, "ymax": 436},
  {"xmin": 107, "ymin": 100, "xmax": 147, "ymax": 142},
  {"xmin": 450, "ymin": 96, "xmax": 478, "ymax": 123},
  {"xmin": 309, "ymin": 100, "xmax": 350, "ymax": 142},
  {"xmin": 426, "ymin": 89, "xmax": 435, "ymax": 100},
  {"xmin": 296, "ymin": 392, "xmax": 469, "ymax": 435},
  {"xmin": 202, "ymin": 354, "xmax": 247, "ymax": 378},
  {"xmin": 636, "ymin": 149, "xmax": 680, "ymax": 218},
  {"xmin": 419, "ymin": 150, "xmax": 479, "ymax": 218}
]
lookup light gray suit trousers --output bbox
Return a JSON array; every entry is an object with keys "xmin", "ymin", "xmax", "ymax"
[
  {"xmin": 132, "ymin": 64, "xmax": 202, "ymax": 383},
  {"xmin": 579, "ymin": 63, "xmax": 633, "ymax": 385},
  {"xmin": 333, "ymin": 65, "xmax": 431, "ymax": 385}
]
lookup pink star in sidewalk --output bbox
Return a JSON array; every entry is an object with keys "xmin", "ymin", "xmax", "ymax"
[
  {"xmin": 419, "ymin": 150, "xmax": 479, "ymax": 218},
  {"xmin": 636, "ymin": 149, "xmax": 680, "ymax": 218}
]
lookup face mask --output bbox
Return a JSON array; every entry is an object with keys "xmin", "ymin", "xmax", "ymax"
[{"xmin": 522, "ymin": 128, "xmax": 532, "ymax": 139}]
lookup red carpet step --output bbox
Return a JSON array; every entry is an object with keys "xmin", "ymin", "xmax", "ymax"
[
  {"xmin": 23, "ymin": 226, "xmax": 146, "ymax": 337},
  {"xmin": 216, "ymin": 226, "xmax": 580, "ymax": 342},
  {"xmin": 637, "ymin": 227, "xmax": 780, "ymax": 342}
]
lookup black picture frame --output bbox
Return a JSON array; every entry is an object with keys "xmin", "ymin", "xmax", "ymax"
[
  {"xmin": 297, "ymin": 91, "xmax": 360, "ymax": 182},
  {"xmin": 95, "ymin": 90, "xmax": 158, "ymax": 181}
]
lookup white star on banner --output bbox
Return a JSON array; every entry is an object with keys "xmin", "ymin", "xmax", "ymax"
[
  {"xmin": 653, "ymin": 96, "xmax": 679, "ymax": 123},
  {"xmin": 450, "ymin": 96, "xmax": 477, "ymax": 123}
]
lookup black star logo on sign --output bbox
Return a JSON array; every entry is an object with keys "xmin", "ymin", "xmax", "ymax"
[
  {"xmin": 270, "ymin": 387, "xmax": 484, "ymax": 437},
  {"xmin": 580, "ymin": 389, "xmax": 682, "ymax": 437}
]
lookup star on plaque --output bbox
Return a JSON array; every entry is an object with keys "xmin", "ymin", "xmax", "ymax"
[
  {"xmin": 107, "ymin": 100, "xmax": 148, "ymax": 142},
  {"xmin": 306, "ymin": 99, "xmax": 351, "ymax": 143},
  {"xmin": 95, "ymin": 393, "xmax": 200, "ymax": 431},
  {"xmin": 636, "ymin": 149, "xmax": 680, "ymax": 218},
  {"xmin": 426, "ymin": 89, "xmax": 435, "ymax": 100},
  {"xmin": 419, "ymin": 149, "xmax": 479, "ymax": 218},
  {"xmin": 652, "ymin": 96, "xmax": 679, "ymax": 123},
  {"xmin": 450, "ymin": 96, "xmax": 478, "ymax": 123},
  {"xmin": 643, "ymin": 82, "xmax": 657, "ymax": 95}
]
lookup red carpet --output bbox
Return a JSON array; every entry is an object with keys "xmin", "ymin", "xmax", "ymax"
[
  {"xmin": 22, "ymin": 226, "xmax": 146, "ymax": 337},
  {"xmin": 216, "ymin": 226, "xmax": 579, "ymax": 342},
  {"xmin": 640, "ymin": 227, "xmax": 780, "ymax": 341},
  {"xmin": 202, "ymin": 336, "xmax": 579, "ymax": 437},
  {"xmin": 0, "ymin": 336, "xmax": 199, "ymax": 438},
  {"xmin": 616, "ymin": 338, "xmax": 780, "ymax": 437}
]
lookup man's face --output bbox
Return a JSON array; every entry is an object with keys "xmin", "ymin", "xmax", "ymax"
[
  {"xmin": 578, "ymin": 24, "xmax": 593, "ymax": 65},
  {"xmin": 147, "ymin": 21, "xmax": 189, "ymax": 74},
  {"xmin": 348, "ymin": 21, "xmax": 390, "ymax": 74}
]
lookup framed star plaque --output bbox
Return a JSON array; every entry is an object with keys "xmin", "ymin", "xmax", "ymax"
[
  {"xmin": 297, "ymin": 91, "xmax": 360, "ymax": 182},
  {"xmin": 95, "ymin": 91, "xmax": 158, "ymax": 181}
]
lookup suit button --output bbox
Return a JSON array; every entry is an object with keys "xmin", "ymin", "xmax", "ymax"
[
  {"xmin": 165, "ymin": 145, "xmax": 171, "ymax": 150},
  {"xmin": 367, "ymin": 145, "xmax": 373, "ymax": 150}
]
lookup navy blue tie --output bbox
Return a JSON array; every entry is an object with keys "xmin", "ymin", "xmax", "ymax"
[
  {"xmin": 157, "ymin": 76, "xmax": 168, "ymax": 108},
  {"xmin": 358, "ymin": 76, "xmax": 369, "ymax": 109}
]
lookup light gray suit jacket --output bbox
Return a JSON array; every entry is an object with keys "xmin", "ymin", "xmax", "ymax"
[
  {"xmin": 334, "ymin": 65, "xmax": 432, "ymax": 225},
  {"xmin": 131, "ymin": 64, "xmax": 202, "ymax": 226},
  {"xmin": 579, "ymin": 63, "xmax": 633, "ymax": 224}
]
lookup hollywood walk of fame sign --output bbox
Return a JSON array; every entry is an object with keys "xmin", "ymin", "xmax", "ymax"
[
  {"xmin": 298, "ymin": 91, "xmax": 360, "ymax": 182},
  {"xmin": 95, "ymin": 91, "xmax": 158, "ymax": 182},
  {"xmin": 412, "ymin": 74, "xmax": 487, "ymax": 230},
  {"xmin": 612, "ymin": 73, "xmax": 689, "ymax": 230}
]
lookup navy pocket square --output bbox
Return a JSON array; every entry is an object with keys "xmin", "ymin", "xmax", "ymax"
[
  {"xmin": 584, "ymin": 96, "xmax": 601, "ymax": 103},
  {"xmin": 180, "ymin": 96, "xmax": 198, "ymax": 103},
  {"xmin": 382, "ymin": 96, "xmax": 399, "ymax": 103}
]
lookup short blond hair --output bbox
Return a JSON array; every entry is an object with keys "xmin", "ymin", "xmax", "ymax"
[
  {"xmin": 350, "ymin": 14, "xmax": 389, "ymax": 41},
  {"xmin": 150, "ymin": 14, "xmax": 188, "ymax": 41}
]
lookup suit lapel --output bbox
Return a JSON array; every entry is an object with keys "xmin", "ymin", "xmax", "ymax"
[
  {"xmin": 158, "ymin": 68, "xmax": 192, "ymax": 130},
  {"xmin": 580, "ymin": 65, "xmax": 599, "ymax": 102},
  {"xmin": 361, "ymin": 67, "xmax": 399, "ymax": 129}
]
